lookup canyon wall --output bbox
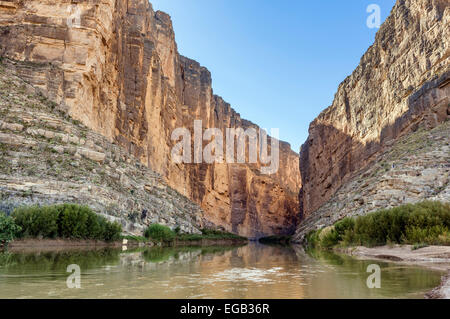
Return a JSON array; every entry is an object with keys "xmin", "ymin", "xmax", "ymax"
[
  {"xmin": 0, "ymin": 0, "xmax": 300, "ymax": 238},
  {"xmin": 294, "ymin": 0, "xmax": 449, "ymax": 241},
  {"xmin": 0, "ymin": 66, "xmax": 204, "ymax": 235}
]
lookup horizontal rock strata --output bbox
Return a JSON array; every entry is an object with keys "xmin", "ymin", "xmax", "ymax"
[
  {"xmin": 0, "ymin": 0, "xmax": 301, "ymax": 238},
  {"xmin": 0, "ymin": 65, "xmax": 204, "ymax": 235},
  {"xmin": 293, "ymin": 0, "xmax": 449, "ymax": 241}
]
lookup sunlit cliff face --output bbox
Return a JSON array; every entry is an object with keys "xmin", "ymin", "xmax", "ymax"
[{"xmin": 0, "ymin": 0, "xmax": 301, "ymax": 238}]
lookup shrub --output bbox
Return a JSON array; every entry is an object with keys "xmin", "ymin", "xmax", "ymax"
[
  {"xmin": 351, "ymin": 201, "xmax": 450, "ymax": 246},
  {"xmin": 334, "ymin": 217, "xmax": 356, "ymax": 246},
  {"xmin": 334, "ymin": 217, "xmax": 355, "ymax": 239},
  {"xmin": 86, "ymin": 213, "xmax": 102, "ymax": 240},
  {"xmin": 121, "ymin": 235, "xmax": 147, "ymax": 242},
  {"xmin": 0, "ymin": 212, "xmax": 22, "ymax": 243},
  {"xmin": 201, "ymin": 228, "xmax": 223, "ymax": 236},
  {"xmin": 319, "ymin": 227, "xmax": 340, "ymax": 248},
  {"xmin": 59, "ymin": 204, "xmax": 90, "ymax": 239},
  {"xmin": 308, "ymin": 201, "xmax": 450, "ymax": 249},
  {"xmin": 412, "ymin": 243, "xmax": 428, "ymax": 251},
  {"xmin": 103, "ymin": 221, "xmax": 122, "ymax": 242},
  {"xmin": 305, "ymin": 229, "xmax": 322, "ymax": 248},
  {"xmin": 11, "ymin": 204, "xmax": 122, "ymax": 241},
  {"xmin": 144, "ymin": 224, "xmax": 176, "ymax": 242},
  {"xmin": 199, "ymin": 228, "xmax": 245, "ymax": 240},
  {"xmin": 177, "ymin": 233, "xmax": 203, "ymax": 241},
  {"xmin": 12, "ymin": 205, "xmax": 59, "ymax": 238}
]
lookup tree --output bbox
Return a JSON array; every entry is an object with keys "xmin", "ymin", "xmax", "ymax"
[{"xmin": 0, "ymin": 212, "xmax": 22, "ymax": 244}]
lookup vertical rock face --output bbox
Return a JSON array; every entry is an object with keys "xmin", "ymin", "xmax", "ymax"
[
  {"xmin": 0, "ymin": 66, "xmax": 205, "ymax": 236},
  {"xmin": 0, "ymin": 0, "xmax": 301, "ymax": 238},
  {"xmin": 295, "ymin": 0, "xmax": 449, "ymax": 236}
]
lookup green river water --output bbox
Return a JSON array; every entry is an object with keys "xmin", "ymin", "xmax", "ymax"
[{"xmin": 0, "ymin": 243, "xmax": 444, "ymax": 298}]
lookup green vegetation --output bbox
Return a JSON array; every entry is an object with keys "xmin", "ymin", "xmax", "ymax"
[
  {"xmin": 412, "ymin": 243, "xmax": 429, "ymax": 251},
  {"xmin": 0, "ymin": 212, "xmax": 22, "ymax": 245},
  {"xmin": 306, "ymin": 201, "xmax": 450, "ymax": 249},
  {"xmin": 0, "ymin": 249, "xmax": 121, "ymax": 270},
  {"xmin": 143, "ymin": 224, "xmax": 247, "ymax": 243},
  {"xmin": 177, "ymin": 228, "xmax": 246, "ymax": 241},
  {"xmin": 144, "ymin": 224, "xmax": 176, "ymax": 242},
  {"xmin": 121, "ymin": 235, "xmax": 148, "ymax": 242},
  {"xmin": 10, "ymin": 204, "xmax": 122, "ymax": 242}
]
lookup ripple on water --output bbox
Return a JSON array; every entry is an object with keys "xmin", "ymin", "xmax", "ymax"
[{"xmin": 205, "ymin": 267, "xmax": 286, "ymax": 284}]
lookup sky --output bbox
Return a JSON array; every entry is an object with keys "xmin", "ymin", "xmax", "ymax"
[{"xmin": 151, "ymin": 0, "xmax": 396, "ymax": 152}]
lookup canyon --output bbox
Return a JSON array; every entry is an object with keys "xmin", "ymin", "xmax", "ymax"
[
  {"xmin": 0, "ymin": 0, "xmax": 300, "ymax": 238},
  {"xmin": 293, "ymin": 0, "xmax": 449, "ymax": 241},
  {"xmin": 0, "ymin": 0, "xmax": 448, "ymax": 241},
  {"xmin": 0, "ymin": 63, "xmax": 205, "ymax": 235}
]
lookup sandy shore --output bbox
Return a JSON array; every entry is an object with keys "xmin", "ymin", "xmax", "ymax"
[
  {"xmin": 338, "ymin": 245, "xmax": 450, "ymax": 271},
  {"xmin": 338, "ymin": 244, "xmax": 450, "ymax": 299}
]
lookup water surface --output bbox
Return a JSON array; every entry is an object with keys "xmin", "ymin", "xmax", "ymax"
[{"xmin": 0, "ymin": 243, "xmax": 444, "ymax": 298}]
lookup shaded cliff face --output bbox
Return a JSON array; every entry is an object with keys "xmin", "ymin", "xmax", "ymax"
[
  {"xmin": 0, "ymin": 0, "xmax": 300, "ymax": 238},
  {"xmin": 297, "ymin": 0, "xmax": 449, "ymax": 223},
  {"xmin": 293, "ymin": 121, "xmax": 450, "ymax": 242}
]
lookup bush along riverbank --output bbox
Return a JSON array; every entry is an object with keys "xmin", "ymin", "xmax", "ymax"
[
  {"xmin": 306, "ymin": 201, "xmax": 450, "ymax": 250},
  {"xmin": 1, "ymin": 204, "xmax": 122, "ymax": 249},
  {"xmin": 140, "ymin": 223, "xmax": 248, "ymax": 247},
  {"xmin": 1, "ymin": 204, "xmax": 248, "ymax": 250}
]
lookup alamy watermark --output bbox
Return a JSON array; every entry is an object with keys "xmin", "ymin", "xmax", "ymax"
[
  {"xmin": 66, "ymin": 264, "xmax": 81, "ymax": 289},
  {"xmin": 366, "ymin": 4, "xmax": 381, "ymax": 29},
  {"xmin": 171, "ymin": 120, "xmax": 280, "ymax": 175},
  {"xmin": 366, "ymin": 264, "xmax": 381, "ymax": 289},
  {"xmin": 67, "ymin": 5, "xmax": 81, "ymax": 28}
]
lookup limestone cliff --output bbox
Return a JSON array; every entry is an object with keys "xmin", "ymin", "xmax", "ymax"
[
  {"xmin": 0, "ymin": 64, "xmax": 204, "ymax": 235},
  {"xmin": 0, "ymin": 0, "xmax": 300, "ymax": 238},
  {"xmin": 293, "ymin": 0, "xmax": 449, "ymax": 241}
]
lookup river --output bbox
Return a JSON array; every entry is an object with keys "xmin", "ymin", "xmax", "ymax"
[{"xmin": 0, "ymin": 243, "xmax": 444, "ymax": 298}]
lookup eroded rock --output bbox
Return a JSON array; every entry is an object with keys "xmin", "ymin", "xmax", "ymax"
[{"xmin": 0, "ymin": 0, "xmax": 301, "ymax": 238}]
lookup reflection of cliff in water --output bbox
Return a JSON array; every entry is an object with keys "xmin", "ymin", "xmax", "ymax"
[
  {"xmin": 0, "ymin": 244, "xmax": 443, "ymax": 299},
  {"xmin": 300, "ymin": 247, "xmax": 445, "ymax": 299},
  {"xmin": 0, "ymin": 249, "xmax": 121, "ymax": 273},
  {"xmin": 119, "ymin": 246, "xmax": 239, "ymax": 271}
]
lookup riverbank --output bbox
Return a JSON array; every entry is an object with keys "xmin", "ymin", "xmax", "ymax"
[
  {"xmin": 300, "ymin": 201, "xmax": 450, "ymax": 298},
  {"xmin": 1, "ymin": 204, "xmax": 248, "ymax": 253},
  {"xmin": 335, "ymin": 244, "xmax": 450, "ymax": 299},
  {"xmin": 336, "ymin": 244, "xmax": 450, "ymax": 271},
  {"xmin": 303, "ymin": 201, "xmax": 450, "ymax": 249},
  {"xmin": 425, "ymin": 273, "xmax": 450, "ymax": 299},
  {"xmin": 4, "ymin": 237, "xmax": 248, "ymax": 253},
  {"xmin": 2, "ymin": 242, "xmax": 439, "ymax": 299},
  {"xmin": 5, "ymin": 238, "xmax": 124, "ymax": 253},
  {"xmin": 167, "ymin": 238, "xmax": 248, "ymax": 247}
]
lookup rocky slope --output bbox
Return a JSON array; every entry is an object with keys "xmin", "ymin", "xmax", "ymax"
[
  {"xmin": 0, "ymin": 62, "xmax": 205, "ymax": 235},
  {"xmin": 293, "ymin": 0, "xmax": 449, "ymax": 242},
  {"xmin": 0, "ymin": 0, "xmax": 300, "ymax": 238},
  {"xmin": 294, "ymin": 121, "xmax": 450, "ymax": 241}
]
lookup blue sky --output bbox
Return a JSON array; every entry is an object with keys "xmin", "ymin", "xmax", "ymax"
[{"xmin": 151, "ymin": 0, "xmax": 396, "ymax": 152}]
